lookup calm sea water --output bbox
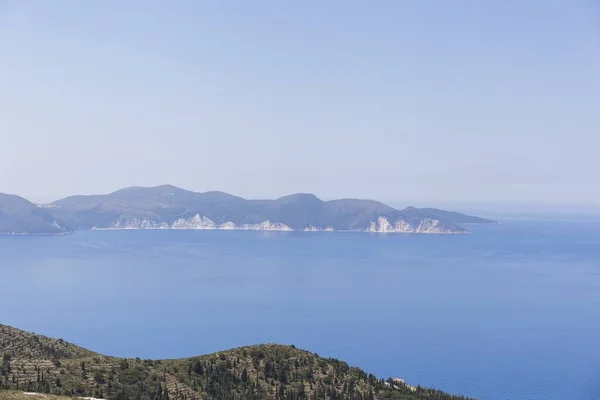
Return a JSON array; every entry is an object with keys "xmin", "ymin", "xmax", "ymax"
[{"xmin": 1, "ymin": 219, "xmax": 599, "ymax": 400}]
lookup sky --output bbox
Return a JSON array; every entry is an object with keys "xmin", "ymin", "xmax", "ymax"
[{"xmin": 1, "ymin": 1, "xmax": 599, "ymax": 207}]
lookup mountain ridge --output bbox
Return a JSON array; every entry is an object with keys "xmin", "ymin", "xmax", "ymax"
[
  {"xmin": 0, "ymin": 185, "xmax": 496, "ymax": 235},
  {"xmin": 0, "ymin": 323, "xmax": 474, "ymax": 400},
  {"xmin": 0, "ymin": 194, "xmax": 69, "ymax": 235}
]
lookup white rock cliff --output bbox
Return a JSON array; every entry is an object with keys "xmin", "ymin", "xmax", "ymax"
[
  {"xmin": 98, "ymin": 214, "xmax": 459, "ymax": 234},
  {"xmin": 365, "ymin": 217, "xmax": 454, "ymax": 234},
  {"xmin": 105, "ymin": 215, "xmax": 293, "ymax": 231}
]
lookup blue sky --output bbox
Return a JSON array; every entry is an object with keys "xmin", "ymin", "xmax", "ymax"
[{"xmin": 1, "ymin": 1, "xmax": 599, "ymax": 207}]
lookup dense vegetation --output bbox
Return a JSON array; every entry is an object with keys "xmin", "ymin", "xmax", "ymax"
[
  {"xmin": 0, "ymin": 391, "xmax": 72, "ymax": 399},
  {"xmin": 0, "ymin": 324, "xmax": 473, "ymax": 400}
]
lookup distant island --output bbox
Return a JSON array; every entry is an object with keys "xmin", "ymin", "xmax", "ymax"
[
  {"xmin": 0, "ymin": 185, "xmax": 496, "ymax": 235},
  {"xmin": 0, "ymin": 323, "xmax": 473, "ymax": 400}
]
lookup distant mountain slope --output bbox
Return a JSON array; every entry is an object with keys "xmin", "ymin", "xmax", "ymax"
[
  {"xmin": 48, "ymin": 185, "xmax": 494, "ymax": 234},
  {"xmin": 0, "ymin": 323, "xmax": 472, "ymax": 400},
  {"xmin": 0, "ymin": 185, "xmax": 496, "ymax": 234},
  {"xmin": 403, "ymin": 207, "xmax": 497, "ymax": 224},
  {"xmin": 0, "ymin": 194, "xmax": 69, "ymax": 235}
]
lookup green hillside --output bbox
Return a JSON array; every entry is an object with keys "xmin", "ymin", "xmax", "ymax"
[
  {"xmin": 0, "ymin": 324, "xmax": 473, "ymax": 400},
  {"xmin": 0, "ymin": 391, "xmax": 73, "ymax": 399}
]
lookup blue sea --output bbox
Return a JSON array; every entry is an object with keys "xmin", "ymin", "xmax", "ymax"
[{"xmin": 1, "ymin": 219, "xmax": 599, "ymax": 400}]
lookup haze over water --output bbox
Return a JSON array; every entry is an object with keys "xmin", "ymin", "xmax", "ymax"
[{"xmin": 1, "ymin": 219, "xmax": 599, "ymax": 400}]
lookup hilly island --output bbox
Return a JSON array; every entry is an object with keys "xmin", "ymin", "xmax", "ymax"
[
  {"xmin": 0, "ymin": 185, "xmax": 495, "ymax": 235},
  {"xmin": 0, "ymin": 324, "xmax": 472, "ymax": 400}
]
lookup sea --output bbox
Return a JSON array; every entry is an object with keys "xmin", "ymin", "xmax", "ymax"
[{"xmin": 1, "ymin": 218, "xmax": 599, "ymax": 400}]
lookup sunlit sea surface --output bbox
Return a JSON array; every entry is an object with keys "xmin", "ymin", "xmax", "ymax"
[{"xmin": 1, "ymin": 219, "xmax": 599, "ymax": 400}]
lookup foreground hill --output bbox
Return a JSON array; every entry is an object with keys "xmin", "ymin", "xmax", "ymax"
[
  {"xmin": 0, "ymin": 324, "xmax": 473, "ymax": 400},
  {"xmin": 0, "ymin": 392, "xmax": 72, "ymax": 400},
  {"xmin": 43, "ymin": 185, "xmax": 493, "ymax": 235},
  {"xmin": 0, "ymin": 194, "xmax": 69, "ymax": 235}
]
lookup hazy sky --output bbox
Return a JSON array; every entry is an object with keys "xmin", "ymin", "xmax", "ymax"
[{"xmin": 1, "ymin": 1, "xmax": 599, "ymax": 205}]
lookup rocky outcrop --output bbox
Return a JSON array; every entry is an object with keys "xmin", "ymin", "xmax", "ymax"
[
  {"xmin": 96, "ymin": 215, "xmax": 461, "ymax": 234},
  {"xmin": 302, "ymin": 226, "xmax": 335, "ymax": 232},
  {"xmin": 238, "ymin": 221, "xmax": 293, "ymax": 231},
  {"xmin": 111, "ymin": 219, "xmax": 170, "ymax": 229},
  {"xmin": 99, "ymin": 215, "xmax": 294, "ymax": 232},
  {"xmin": 365, "ymin": 217, "xmax": 458, "ymax": 234},
  {"xmin": 172, "ymin": 215, "xmax": 217, "ymax": 229}
]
